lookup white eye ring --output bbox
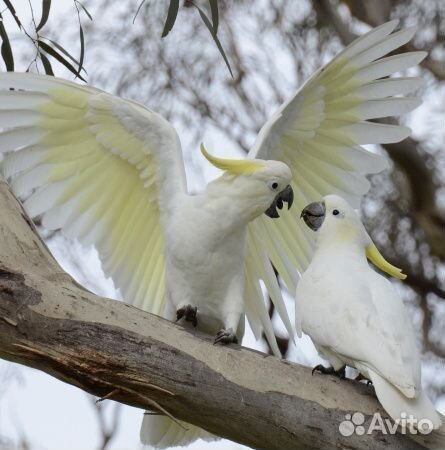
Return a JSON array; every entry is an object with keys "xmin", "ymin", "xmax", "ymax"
[{"xmin": 268, "ymin": 180, "xmax": 280, "ymax": 191}]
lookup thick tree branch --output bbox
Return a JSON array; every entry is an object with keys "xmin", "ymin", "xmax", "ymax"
[{"xmin": 0, "ymin": 178, "xmax": 430, "ymax": 449}]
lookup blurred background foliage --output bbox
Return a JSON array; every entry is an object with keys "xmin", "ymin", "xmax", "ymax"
[{"xmin": 0, "ymin": 0, "xmax": 444, "ymax": 448}]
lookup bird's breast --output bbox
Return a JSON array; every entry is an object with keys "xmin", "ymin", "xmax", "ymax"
[{"xmin": 164, "ymin": 214, "xmax": 247, "ymax": 319}]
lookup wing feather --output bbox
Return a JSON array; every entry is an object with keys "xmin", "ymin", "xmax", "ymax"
[
  {"xmin": 0, "ymin": 72, "xmax": 186, "ymax": 318},
  {"xmin": 245, "ymin": 22, "xmax": 425, "ymax": 348}
]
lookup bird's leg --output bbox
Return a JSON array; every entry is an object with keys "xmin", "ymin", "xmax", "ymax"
[
  {"xmin": 355, "ymin": 373, "xmax": 373, "ymax": 386},
  {"xmin": 312, "ymin": 364, "xmax": 346, "ymax": 379},
  {"xmin": 215, "ymin": 289, "xmax": 243, "ymax": 345},
  {"xmin": 336, "ymin": 365, "xmax": 346, "ymax": 379},
  {"xmin": 175, "ymin": 304, "xmax": 198, "ymax": 327},
  {"xmin": 214, "ymin": 328, "xmax": 238, "ymax": 345}
]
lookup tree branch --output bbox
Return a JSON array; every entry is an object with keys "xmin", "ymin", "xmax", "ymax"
[{"xmin": 0, "ymin": 178, "xmax": 429, "ymax": 449}]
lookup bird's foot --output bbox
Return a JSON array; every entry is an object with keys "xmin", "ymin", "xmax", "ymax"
[
  {"xmin": 176, "ymin": 304, "xmax": 198, "ymax": 327},
  {"xmin": 214, "ymin": 328, "xmax": 238, "ymax": 345},
  {"xmin": 355, "ymin": 373, "xmax": 373, "ymax": 386},
  {"xmin": 312, "ymin": 364, "xmax": 346, "ymax": 379}
]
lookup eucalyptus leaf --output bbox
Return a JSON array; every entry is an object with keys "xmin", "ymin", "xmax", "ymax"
[
  {"xmin": 162, "ymin": 0, "xmax": 180, "ymax": 38},
  {"xmin": 36, "ymin": 0, "xmax": 52, "ymax": 32},
  {"xmin": 76, "ymin": 0, "xmax": 93, "ymax": 21},
  {"xmin": 2, "ymin": 0, "xmax": 21, "ymax": 29},
  {"xmin": 40, "ymin": 52, "xmax": 54, "ymax": 75},
  {"xmin": 38, "ymin": 40, "xmax": 86, "ymax": 82},
  {"xmin": 0, "ymin": 13, "xmax": 14, "ymax": 71},
  {"xmin": 209, "ymin": 0, "xmax": 218, "ymax": 34},
  {"xmin": 40, "ymin": 36, "xmax": 86, "ymax": 74},
  {"xmin": 194, "ymin": 3, "xmax": 233, "ymax": 77},
  {"xmin": 76, "ymin": 24, "xmax": 85, "ymax": 78}
]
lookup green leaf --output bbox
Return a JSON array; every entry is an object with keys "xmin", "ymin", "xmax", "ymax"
[
  {"xmin": 0, "ymin": 13, "xmax": 14, "ymax": 71},
  {"xmin": 40, "ymin": 52, "xmax": 54, "ymax": 75},
  {"xmin": 75, "ymin": 0, "xmax": 93, "ymax": 21},
  {"xmin": 161, "ymin": 0, "xmax": 180, "ymax": 38},
  {"xmin": 38, "ymin": 40, "xmax": 86, "ymax": 82},
  {"xmin": 76, "ymin": 25, "xmax": 85, "ymax": 78},
  {"xmin": 2, "ymin": 0, "xmax": 22, "ymax": 29},
  {"xmin": 36, "ymin": 0, "xmax": 51, "ymax": 32},
  {"xmin": 208, "ymin": 0, "xmax": 218, "ymax": 34},
  {"xmin": 39, "ymin": 36, "xmax": 86, "ymax": 74},
  {"xmin": 194, "ymin": 4, "xmax": 233, "ymax": 77}
]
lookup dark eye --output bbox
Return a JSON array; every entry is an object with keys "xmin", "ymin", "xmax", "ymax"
[
  {"xmin": 333, "ymin": 209, "xmax": 340, "ymax": 216},
  {"xmin": 271, "ymin": 182, "xmax": 279, "ymax": 190}
]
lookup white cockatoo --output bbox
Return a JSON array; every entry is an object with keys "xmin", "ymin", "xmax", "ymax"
[
  {"xmin": 0, "ymin": 20, "xmax": 425, "ymax": 448},
  {"xmin": 298, "ymin": 194, "xmax": 445, "ymax": 445}
]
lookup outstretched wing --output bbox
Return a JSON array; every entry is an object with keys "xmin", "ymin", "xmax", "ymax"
[
  {"xmin": 0, "ymin": 73, "xmax": 187, "ymax": 316},
  {"xmin": 244, "ymin": 21, "xmax": 426, "ymax": 352}
]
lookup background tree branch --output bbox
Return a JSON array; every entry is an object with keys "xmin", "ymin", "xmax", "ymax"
[{"xmin": 0, "ymin": 175, "xmax": 432, "ymax": 449}]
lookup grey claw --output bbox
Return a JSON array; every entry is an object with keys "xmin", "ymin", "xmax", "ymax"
[
  {"xmin": 312, "ymin": 364, "xmax": 346, "ymax": 379},
  {"xmin": 176, "ymin": 304, "xmax": 198, "ymax": 327},
  {"xmin": 355, "ymin": 373, "xmax": 373, "ymax": 386},
  {"xmin": 312, "ymin": 364, "xmax": 335, "ymax": 376},
  {"xmin": 214, "ymin": 328, "xmax": 238, "ymax": 345}
]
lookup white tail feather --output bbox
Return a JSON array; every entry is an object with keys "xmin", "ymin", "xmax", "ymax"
[
  {"xmin": 140, "ymin": 415, "xmax": 216, "ymax": 449},
  {"xmin": 409, "ymin": 419, "xmax": 445, "ymax": 450},
  {"xmin": 368, "ymin": 370, "xmax": 445, "ymax": 449},
  {"xmin": 369, "ymin": 369, "xmax": 442, "ymax": 430}
]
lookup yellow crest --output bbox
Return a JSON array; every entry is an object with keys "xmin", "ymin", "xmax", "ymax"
[
  {"xmin": 366, "ymin": 243, "xmax": 407, "ymax": 280},
  {"xmin": 200, "ymin": 143, "xmax": 264, "ymax": 174}
]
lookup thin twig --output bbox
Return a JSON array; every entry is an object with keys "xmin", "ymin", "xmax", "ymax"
[{"xmin": 96, "ymin": 388, "xmax": 120, "ymax": 404}]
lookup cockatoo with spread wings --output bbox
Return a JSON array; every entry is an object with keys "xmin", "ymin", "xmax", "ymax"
[{"xmin": 0, "ymin": 20, "xmax": 424, "ymax": 448}]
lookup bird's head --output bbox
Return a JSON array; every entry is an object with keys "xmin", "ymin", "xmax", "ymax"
[
  {"xmin": 300, "ymin": 194, "xmax": 407, "ymax": 280},
  {"xmin": 300, "ymin": 195, "xmax": 359, "ymax": 236},
  {"xmin": 201, "ymin": 144, "xmax": 294, "ymax": 220}
]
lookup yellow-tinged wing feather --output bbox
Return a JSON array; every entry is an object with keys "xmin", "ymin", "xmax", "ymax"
[
  {"xmin": 0, "ymin": 72, "xmax": 187, "ymax": 317},
  {"xmin": 244, "ymin": 21, "xmax": 424, "ymax": 346}
]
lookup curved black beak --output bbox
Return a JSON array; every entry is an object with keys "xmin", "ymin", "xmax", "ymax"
[
  {"xmin": 265, "ymin": 185, "xmax": 294, "ymax": 218},
  {"xmin": 300, "ymin": 201, "xmax": 325, "ymax": 231}
]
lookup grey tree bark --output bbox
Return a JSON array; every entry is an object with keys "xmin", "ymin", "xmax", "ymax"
[{"xmin": 0, "ymin": 177, "xmax": 429, "ymax": 449}]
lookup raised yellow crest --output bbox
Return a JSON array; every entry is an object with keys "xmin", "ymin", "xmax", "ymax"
[
  {"xmin": 200, "ymin": 143, "xmax": 264, "ymax": 174},
  {"xmin": 366, "ymin": 243, "xmax": 407, "ymax": 280}
]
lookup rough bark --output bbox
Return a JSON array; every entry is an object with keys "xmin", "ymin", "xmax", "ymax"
[{"xmin": 0, "ymin": 178, "xmax": 430, "ymax": 449}]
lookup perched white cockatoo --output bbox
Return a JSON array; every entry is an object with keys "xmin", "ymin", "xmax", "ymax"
[
  {"xmin": 0, "ymin": 19, "xmax": 425, "ymax": 448},
  {"xmin": 298, "ymin": 194, "xmax": 445, "ymax": 444}
]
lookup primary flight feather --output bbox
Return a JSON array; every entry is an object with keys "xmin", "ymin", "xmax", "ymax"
[{"xmin": 0, "ymin": 19, "xmax": 424, "ymax": 448}]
